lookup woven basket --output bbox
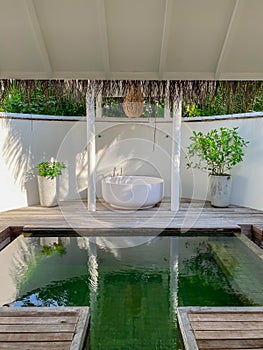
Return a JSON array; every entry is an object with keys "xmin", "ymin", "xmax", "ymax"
[{"xmin": 123, "ymin": 85, "xmax": 144, "ymax": 118}]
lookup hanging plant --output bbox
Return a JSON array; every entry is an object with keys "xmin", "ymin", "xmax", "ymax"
[{"xmin": 123, "ymin": 84, "xmax": 144, "ymax": 118}]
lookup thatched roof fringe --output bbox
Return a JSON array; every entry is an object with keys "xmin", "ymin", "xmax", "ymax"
[{"xmin": 2, "ymin": 80, "xmax": 263, "ymax": 111}]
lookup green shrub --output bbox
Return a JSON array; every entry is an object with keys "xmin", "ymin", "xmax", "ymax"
[
  {"xmin": 2, "ymin": 86, "xmax": 85, "ymax": 116},
  {"xmin": 36, "ymin": 161, "xmax": 66, "ymax": 179},
  {"xmin": 186, "ymin": 127, "xmax": 249, "ymax": 175}
]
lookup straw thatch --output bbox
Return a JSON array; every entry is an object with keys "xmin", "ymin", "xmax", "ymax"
[{"xmin": 1, "ymin": 80, "xmax": 263, "ymax": 113}]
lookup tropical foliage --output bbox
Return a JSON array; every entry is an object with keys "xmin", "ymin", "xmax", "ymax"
[
  {"xmin": 186, "ymin": 127, "xmax": 249, "ymax": 175},
  {"xmin": 36, "ymin": 161, "xmax": 66, "ymax": 179},
  {"xmin": 1, "ymin": 80, "xmax": 263, "ymax": 117},
  {"xmin": 183, "ymin": 83, "xmax": 263, "ymax": 117},
  {"xmin": 0, "ymin": 86, "xmax": 85, "ymax": 116}
]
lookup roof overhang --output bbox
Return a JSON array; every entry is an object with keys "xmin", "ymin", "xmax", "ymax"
[{"xmin": 1, "ymin": 0, "xmax": 263, "ymax": 80}]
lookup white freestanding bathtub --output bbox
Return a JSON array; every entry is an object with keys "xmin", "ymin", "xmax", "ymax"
[{"xmin": 101, "ymin": 176, "xmax": 164, "ymax": 210}]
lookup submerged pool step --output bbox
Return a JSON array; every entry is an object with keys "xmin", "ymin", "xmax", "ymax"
[{"xmin": 209, "ymin": 238, "xmax": 263, "ymax": 305}]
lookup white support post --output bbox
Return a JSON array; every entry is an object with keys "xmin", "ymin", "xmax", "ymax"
[
  {"xmin": 171, "ymin": 98, "xmax": 182, "ymax": 211},
  {"xmin": 86, "ymin": 91, "xmax": 96, "ymax": 211}
]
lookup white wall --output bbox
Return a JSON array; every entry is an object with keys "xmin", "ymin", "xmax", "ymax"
[
  {"xmin": 0, "ymin": 113, "xmax": 262, "ymax": 212},
  {"xmin": 95, "ymin": 121, "xmax": 172, "ymax": 197},
  {"xmin": 0, "ymin": 117, "xmax": 87, "ymax": 211},
  {"xmin": 0, "ymin": 116, "xmax": 173, "ymax": 212},
  {"xmin": 181, "ymin": 117, "xmax": 263, "ymax": 210}
]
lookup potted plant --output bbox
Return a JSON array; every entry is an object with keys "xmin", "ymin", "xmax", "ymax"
[
  {"xmin": 186, "ymin": 127, "xmax": 249, "ymax": 207},
  {"xmin": 36, "ymin": 160, "xmax": 66, "ymax": 207}
]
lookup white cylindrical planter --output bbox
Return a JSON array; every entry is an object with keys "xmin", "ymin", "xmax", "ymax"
[
  {"xmin": 209, "ymin": 175, "xmax": 232, "ymax": 207},
  {"xmin": 37, "ymin": 176, "xmax": 57, "ymax": 207}
]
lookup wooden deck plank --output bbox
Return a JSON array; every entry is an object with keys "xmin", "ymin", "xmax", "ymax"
[
  {"xmin": 197, "ymin": 339, "xmax": 263, "ymax": 349},
  {"xmin": 0, "ymin": 307, "xmax": 89, "ymax": 350},
  {"xmin": 71, "ymin": 307, "xmax": 90, "ymax": 350},
  {"xmin": 189, "ymin": 313, "xmax": 263, "ymax": 322},
  {"xmin": 0, "ymin": 311, "xmax": 79, "ymax": 317},
  {"xmin": 0, "ymin": 324, "xmax": 76, "ymax": 332},
  {"xmin": 191, "ymin": 321, "xmax": 263, "ymax": 330},
  {"xmin": 0, "ymin": 332, "xmax": 74, "ymax": 341},
  {"xmin": 178, "ymin": 307, "xmax": 263, "ymax": 350},
  {"xmin": 0, "ymin": 316, "xmax": 78, "ymax": 324},
  {"xmin": 0, "ymin": 342, "xmax": 71, "ymax": 349},
  {"xmin": 0, "ymin": 198, "xmax": 263, "ymax": 232},
  {"xmin": 195, "ymin": 330, "xmax": 263, "ymax": 339}
]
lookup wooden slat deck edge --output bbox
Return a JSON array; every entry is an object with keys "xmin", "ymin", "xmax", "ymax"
[
  {"xmin": 1, "ymin": 198, "xmax": 263, "ymax": 232},
  {"xmin": 178, "ymin": 307, "xmax": 263, "ymax": 350},
  {"xmin": 70, "ymin": 307, "xmax": 90, "ymax": 350},
  {"xmin": 0, "ymin": 307, "xmax": 90, "ymax": 350},
  {"xmin": 178, "ymin": 307, "xmax": 199, "ymax": 350}
]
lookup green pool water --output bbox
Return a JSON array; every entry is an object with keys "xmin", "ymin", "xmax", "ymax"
[{"xmin": 2, "ymin": 234, "xmax": 263, "ymax": 349}]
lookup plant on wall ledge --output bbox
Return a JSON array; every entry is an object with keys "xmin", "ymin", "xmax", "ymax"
[{"xmin": 186, "ymin": 127, "xmax": 249, "ymax": 207}]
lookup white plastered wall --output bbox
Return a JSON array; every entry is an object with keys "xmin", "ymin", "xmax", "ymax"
[
  {"xmin": 0, "ymin": 116, "xmax": 173, "ymax": 212},
  {"xmin": 0, "ymin": 117, "xmax": 87, "ymax": 212},
  {"xmin": 0, "ymin": 114, "xmax": 262, "ymax": 213},
  {"xmin": 181, "ymin": 117, "xmax": 263, "ymax": 210}
]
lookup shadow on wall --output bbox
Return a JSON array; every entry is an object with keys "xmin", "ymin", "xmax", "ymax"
[
  {"xmin": 1, "ymin": 116, "xmax": 172, "ymax": 207},
  {"xmin": 1, "ymin": 118, "xmax": 39, "ymax": 205},
  {"xmin": 1, "ymin": 117, "xmax": 91, "ymax": 206}
]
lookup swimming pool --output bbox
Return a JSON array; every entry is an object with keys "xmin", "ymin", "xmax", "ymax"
[{"xmin": 0, "ymin": 233, "xmax": 262, "ymax": 349}]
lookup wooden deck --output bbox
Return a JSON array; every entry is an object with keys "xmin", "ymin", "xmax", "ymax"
[
  {"xmin": 0, "ymin": 307, "xmax": 89, "ymax": 350},
  {"xmin": 178, "ymin": 307, "xmax": 263, "ymax": 350},
  {"xmin": 1, "ymin": 198, "xmax": 263, "ymax": 235}
]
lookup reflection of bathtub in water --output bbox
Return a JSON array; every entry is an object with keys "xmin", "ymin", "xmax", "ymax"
[{"xmin": 101, "ymin": 176, "xmax": 164, "ymax": 210}]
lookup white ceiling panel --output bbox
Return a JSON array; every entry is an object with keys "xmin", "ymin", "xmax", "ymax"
[
  {"xmin": 34, "ymin": 0, "xmax": 104, "ymax": 72},
  {"xmin": 223, "ymin": 0, "xmax": 263, "ymax": 74},
  {"xmin": 0, "ymin": 0, "xmax": 46, "ymax": 72},
  {"xmin": 0, "ymin": 0, "xmax": 263, "ymax": 79},
  {"xmin": 105, "ymin": 0, "xmax": 165, "ymax": 72},
  {"xmin": 165, "ymin": 0, "xmax": 236, "ymax": 73}
]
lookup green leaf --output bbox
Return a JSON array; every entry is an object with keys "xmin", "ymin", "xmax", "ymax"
[
  {"xmin": 36, "ymin": 161, "xmax": 66, "ymax": 179},
  {"xmin": 185, "ymin": 127, "xmax": 249, "ymax": 175}
]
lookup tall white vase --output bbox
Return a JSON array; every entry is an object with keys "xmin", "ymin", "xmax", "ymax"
[
  {"xmin": 37, "ymin": 176, "xmax": 57, "ymax": 207},
  {"xmin": 209, "ymin": 175, "xmax": 232, "ymax": 207}
]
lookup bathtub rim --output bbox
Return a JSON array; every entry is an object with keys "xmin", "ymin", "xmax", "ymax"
[{"xmin": 102, "ymin": 175, "xmax": 164, "ymax": 186}]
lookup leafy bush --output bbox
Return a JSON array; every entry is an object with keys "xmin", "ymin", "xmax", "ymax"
[
  {"xmin": 1, "ymin": 86, "xmax": 85, "ymax": 116},
  {"xmin": 2, "ymin": 81, "xmax": 263, "ymax": 117},
  {"xmin": 183, "ymin": 85, "xmax": 263, "ymax": 117},
  {"xmin": 36, "ymin": 161, "xmax": 66, "ymax": 179},
  {"xmin": 186, "ymin": 127, "xmax": 249, "ymax": 175}
]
